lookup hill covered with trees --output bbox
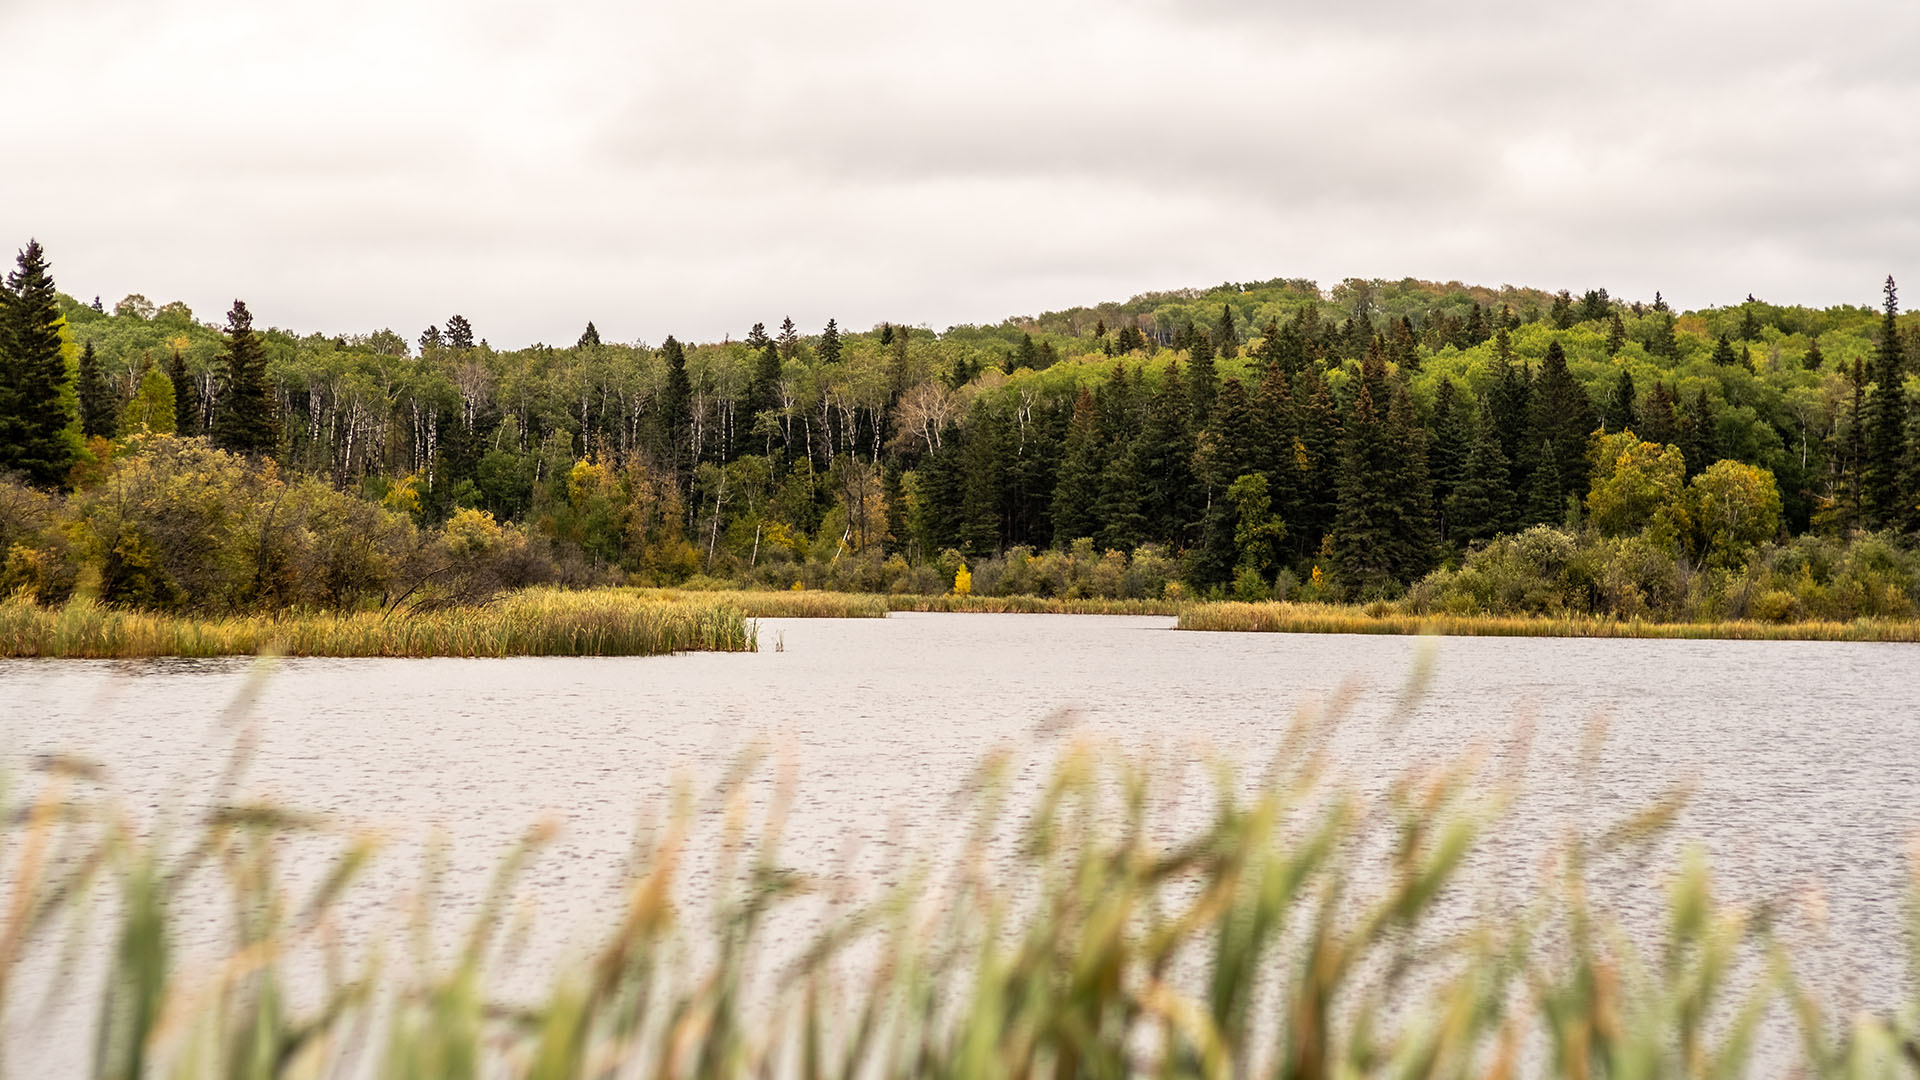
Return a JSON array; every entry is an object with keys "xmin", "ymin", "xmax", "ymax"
[{"xmin": 3, "ymin": 236, "xmax": 1919, "ymax": 619}]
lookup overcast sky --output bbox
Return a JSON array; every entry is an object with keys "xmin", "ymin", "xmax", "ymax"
[{"xmin": 5, "ymin": 0, "xmax": 1917, "ymax": 347}]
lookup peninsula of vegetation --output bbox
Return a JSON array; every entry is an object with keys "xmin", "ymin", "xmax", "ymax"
[{"xmin": 3, "ymin": 237, "xmax": 1920, "ymax": 650}]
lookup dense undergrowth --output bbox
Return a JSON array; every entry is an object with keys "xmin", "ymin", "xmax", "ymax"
[{"xmin": 4, "ymin": 695, "xmax": 1918, "ymax": 1077}]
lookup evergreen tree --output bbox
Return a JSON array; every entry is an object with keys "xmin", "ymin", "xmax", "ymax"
[
  {"xmin": 418, "ymin": 325, "xmax": 443, "ymax": 351},
  {"xmin": 912, "ymin": 425, "xmax": 967, "ymax": 555},
  {"xmin": 1523, "ymin": 441, "xmax": 1565, "ymax": 526},
  {"xmin": 1526, "ymin": 341, "xmax": 1597, "ymax": 508},
  {"xmin": 210, "ymin": 300, "xmax": 278, "ymax": 457},
  {"xmin": 818, "ymin": 319, "xmax": 842, "ymax": 365},
  {"xmin": 444, "ymin": 315, "xmax": 475, "ymax": 350},
  {"xmin": 1488, "ymin": 328, "xmax": 1532, "ymax": 474},
  {"xmin": 1464, "ymin": 303, "xmax": 1489, "ymax": 345},
  {"xmin": 1446, "ymin": 405, "xmax": 1517, "ymax": 546},
  {"xmin": 1640, "ymin": 381, "xmax": 1679, "ymax": 446},
  {"xmin": 1550, "ymin": 291, "xmax": 1575, "ymax": 330},
  {"xmin": 1804, "ymin": 336, "xmax": 1826, "ymax": 371},
  {"xmin": 1187, "ymin": 330, "xmax": 1217, "ymax": 426},
  {"xmin": 1388, "ymin": 316, "xmax": 1420, "ymax": 372},
  {"xmin": 1605, "ymin": 312, "xmax": 1627, "ymax": 356},
  {"xmin": 1217, "ymin": 303, "xmax": 1237, "ymax": 353},
  {"xmin": 776, "ymin": 317, "xmax": 799, "ymax": 359},
  {"xmin": 1602, "ymin": 368, "xmax": 1638, "ymax": 434},
  {"xmin": 960, "ymin": 405, "xmax": 1008, "ymax": 556},
  {"xmin": 1648, "ymin": 312, "xmax": 1679, "ymax": 359},
  {"xmin": 1382, "ymin": 380, "xmax": 1439, "ymax": 577},
  {"xmin": 0, "ymin": 240, "xmax": 76, "ymax": 486},
  {"xmin": 1866, "ymin": 277, "xmax": 1909, "ymax": 529},
  {"xmin": 1250, "ymin": 361, "xmax": 1299, "ymax": 524},
  {"xmin": 1739, "ymin": 303, "xmax": 1762, "ymax": 342},
  {"xmin": 745, "ymin": 322, "xmax": 770, "ymax": 349},
  {"xmin": 1291, "ymin": 367, "xmax": 1341, "ymax": 557},
  {"xmin": 165, "ymin": 349, "xmax": 200, "ymax": 438},
  {"xmin": 1740, "ymin": 343, "xmax": 1755, "ymax": 372},
  {"xmin": 1427, "ymin": 378, "xmax": 1470, "ymax": 515},
  {"xmin": 1192, "ymin": 379, "xmax": 1260, "ymax": 588},
  {"xmin": 659, "ymin": 336, "xmax": 692, "ymax": 474},
  {"xmin": 76, "ymin": 340, "xmax": 117, "ymax": 439},
  {"xmin": 1128, "ymin": 361, "xmax": 1198, "ymax": 545},
  {"xmin": 1710, "ymin": 334, "xmax": 1739, "ymax": 367},
  {"xmin": 577, "ymin": 321, "xmax": 601, "ymax": 348},
  {"xmin": 1015, "ymin": 333, "xmax": 1038, "ymax": 370},
  {"xmin": 1050, "ymin": 389, "xmax": 1103, "ymax": 544},
  {"xmin": 1329, "ymin": 382, "xmax": 1397, "ymax": 594},
  {"xmin": 1676, "ymin": 389, "xmax": 1719, "ymax": 477}
]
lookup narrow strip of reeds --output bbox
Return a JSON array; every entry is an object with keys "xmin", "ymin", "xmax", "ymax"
[
  {"xmin": 629, "ymin": 588, "xmax": 892, "ymax": 619},
  {"xmin": 1178, "ymin": 600, "xmax": 1920, "ymax": 641},
  {"xmin": 0, "ymin": 587, "xmax": 756, "ymax": 658},
  {"xmin": 887, "ymin": 594, "xmax": 1184, "ymax": 615}
]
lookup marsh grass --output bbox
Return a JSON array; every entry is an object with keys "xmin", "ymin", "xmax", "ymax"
[
  {"xmin": 1179, "ymin": 600, "xmax": 1920, "ymax": 642},
  {"xmin": 887, "ymin": 594, "xmax": 1184, "ymax": 615},
  {"xmin": 3, "ymin": 682, "xmax": 1916, "ymax": 1079},
  {"xmin": 0, "ymin": 588, "xmax": 756, "ymax": 658},
  {"xmin": 630, "ymin": 587, "xmax": 892, "ymax": 619}
]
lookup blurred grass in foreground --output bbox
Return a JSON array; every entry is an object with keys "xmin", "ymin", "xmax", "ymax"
[
  {"xmin": 0, "ymin": 588, "xmax": 757, "ymax": 658},
  {"xmin": 3, "ymin": 684, "xmax": 1916, "ymax": 1079}
]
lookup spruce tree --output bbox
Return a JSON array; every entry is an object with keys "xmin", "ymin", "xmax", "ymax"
[
  {"xmin": 1015, "ymin": 333, "xmax": 1037, "ymax": 370},
  {"xmin": 658, "ymin": 336, "xmax": 692, "ymax": 474},
  {"xmin": 818, "ymin": 319, "xmax": 842, "ymax": 366},
  {"xmin": 1291, "ymin": 367, "xmax": 1341, "ymax": 557},
  {"xmin": 0, "ymin": 240, "xmax": 76, "ymax": 486},
  {"xmin": 210, "ymin": 301, "xmax": 278, "ymax": 457},
  {"xmin": 1804, "ymin": 336, "xmax": 1825, "ymax": 371},
  {"xmin": 1192, "ymin": 379, "xmax": 1260, "ymax": 587},
  {"xmin": 1446, "ymin": 404, "xmax": 1516, "ymax": 546},
  {"xmin": 1383, "ymin": 380, "xmax": 1439, "ymax": 578},
  {"xmin": 1251, "ymin": 360, "xmax": 1299, "ymax": 523},
  {"xmin": 1389, "ymin": 317, "xmax": 1420, "ymax": 372},
  {"xmin": 77, "ymin": 340, "xmax": 117, "ymax": 439},
  {"xmin": 1217, "ymin": 303, "xmax": 1237, "ymax": 354},
  {"xmin": 165, "ymin": 348, "xmax": 200, "ymax": 437},
  {"xmin": 1187, "ymin": 330, "xmax": 1217, "ymax": 426},
  {"xmin": 577, "ymin": 321, "xmax": 601, "ymax": 348},
  {"xmin": 1464, "ymin": 303, "xmax": 1489, "ymax": 345},
  {"xmin": 1605, "ymin": 312, "xmax": 1627, "ymax": 356},
  {"xmin": 1865, "ymin": 276, "xmax": 1909, "ymax": 529},
  {"xmin": 1329, "ymin": 382, "xmax": 1398, "ymax": 594},
  {"xmin": 1427, "ymin": 378, "xmax": 1469, "ymax": 514},
  {"xmin": 444, "ymin": 315, "xmax": 474, "ymax": 350},
  {"xmin": 1523, "ymin": 441, "xmax": 1565, "ymax": 526},
  {"xmin": 1710, "ymin": 334, "xmax": 1739, "ymax": 367},
  {"xmin": 960, "ymin": 405, "xmax": 1008, "ymax": 556},
  {"xmin": 1739, "ymin": 303, "xmax": 1762, "ymax": 342},
  {"xmin": 1640, "ymin": 381, "xmax": 1679, "ymax": 446},
  {"xmin": 1526, "ymin": 341, "xmax": 1597, "ymax": 507},
  {"xmin": 1128, "ymin": 361, "xmax": 1198, "ymax": 545},
  {"xmin": 1648, "ymin": 312, "xmax": 1680, "ymax": 359},
  {"xmin": 1050, "ymin": 389, "xmax": 1104, "ymax": 545},
  {"xmin": 1603, "ymin": 368, "xmax": 1638, "ymax": 434},
  {"xmin": 776, "ymin": 317, "xmax": 799, "ymax": 359}
]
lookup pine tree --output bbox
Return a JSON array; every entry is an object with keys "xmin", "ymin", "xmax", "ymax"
[
  {"xmin": 1193, "ymin": 379, "xmax": 1261, "ymax": 588},
  {"xmin": 577, "ymin": 321, "xmax": 601, "ymax": 348},
  {"xmin": 165, "ymin": 348, "xmax": 200, "ymax": 437},
  {"xmin": 1866, "ymin": 276, "xmax": 1909, "ymax": 528},
  {"xmin": 776, "ymin": 317, "xmax": 799, "ymax": 359},
  {"xmin": 444, "ymin": 315, "xmax": 475, "ymax": 350},
  {"xmin": 1383, "ymin": 380, "xmax": 1439, "ymax": 577},
  {"xmin": 1217, "ymin": 303, "xmax": 1237, "ymax": 354},
  {"xmin": 1648, "ymin": 312, "xmax": 1679, "ymax": 360},
  {"xmin": 76, "ymin": 340, "xmax": 117, "ymax": 439},
  {"xmin": 1710, "ymin": 334, "xmax": 1739, "ymax": 367},
  {"xmin": 210, "ymin": 300, "xmax": 278, "ymax": 457},
  {"xmin": 1739, "ymin": 303, "xmax": 1762, "ymax": 342},
  {"xmin": 1389, "ymin": 317, "xmax": 1420, "ymax": 372},
  {"xmin": 818, "ymin": 319, "xmax": 842, "ymax": 365},
  {"xmin": 1015, "ymin": 333, "xmax": 1037, "ymax": 370},
  {"xmin": 1464, "ymin": 303, "xmax": 1489, "ymax": 345},
  {"xmin": 0, "ymin": 240, "xmax": 76, "ymax": 486},
  {"xmin": 745, "ymin": 322, "xmax": 770, "ymax": 349},
  {"xmin": 418, "ymin": 325, "xmax": 443, "ymax": 352},
  {"xmin": 1804, "ymin": 336, "xmax": 1826, "ymax": 371},
  {"xmin": 1187, "ymin": 330, "xmax": 1217, "ymax": 426},
  {"xmin": 1603, "ymin": 368, "xmax": 1638, "ymax": 434},
  {"xmin": 1446, "ymin": 404, "xmax": 1516, "ymax": 546},
  {"xmin": 1550, "ymin": 291, "xmax": 1575, "ymax": 330}
]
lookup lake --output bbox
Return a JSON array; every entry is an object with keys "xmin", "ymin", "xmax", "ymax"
[{"xmin": 4, "ymin": 612, "xmax": 1917, "ymax": 1072}]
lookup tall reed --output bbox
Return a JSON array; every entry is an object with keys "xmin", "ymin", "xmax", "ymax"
[
  {"xmin": 1179, "ymin": 600, "xmax": 1920, "ymax": 642},
  {"xmin": 0, "ymin": 587, "xmax": 756, "ymax": 658}
]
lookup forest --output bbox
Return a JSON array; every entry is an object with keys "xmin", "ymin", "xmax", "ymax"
[{"xmin": 3, "ymin": 235, "xmax": 1920, "ymax": 622}]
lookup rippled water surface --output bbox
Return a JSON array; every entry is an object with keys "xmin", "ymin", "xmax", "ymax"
[{"xmin": 4, "ymin": 613, "xmax": 1918, "ymax": 1071}]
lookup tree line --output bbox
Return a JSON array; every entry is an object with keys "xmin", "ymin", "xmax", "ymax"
[{"xmin": 4, "ymin": 236, "xmax": 1918, "ymax": 604}]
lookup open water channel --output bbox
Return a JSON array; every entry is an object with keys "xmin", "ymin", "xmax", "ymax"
[{"xmin": 3, "ymin": 612, "xmax": 1918, "ymax": 1073}]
